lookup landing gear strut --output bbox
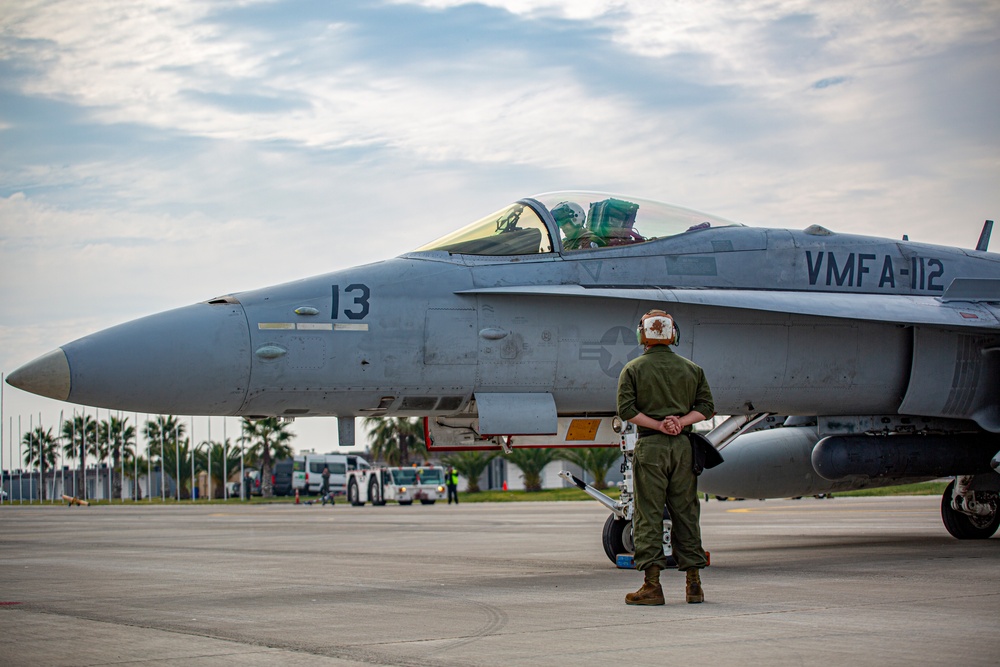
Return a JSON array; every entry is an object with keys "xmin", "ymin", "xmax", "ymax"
[
  {"xmin": 560, "ymin": 420, "xmax": 675, "ymax": 567},
  {"xmin": 563, "ymin": 415, "xmax": 756, "ymax": 566},
  {"xmin": 559, "ymin": 420, "xmax": 640, "ymax": 566}
]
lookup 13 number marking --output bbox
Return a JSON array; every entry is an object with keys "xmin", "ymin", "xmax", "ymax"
[{"xmin": 332, "ymin": 284, "xmax": 370, "ymax": 320}]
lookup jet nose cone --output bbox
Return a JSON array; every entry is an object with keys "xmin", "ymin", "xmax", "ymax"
[
  {"xmin": 10, "ymin": 301, "xmax": 252, "ymax": 415},
  {"xmin": 7, "ymin": 348, "xmax": 72, "ymax": 401}
]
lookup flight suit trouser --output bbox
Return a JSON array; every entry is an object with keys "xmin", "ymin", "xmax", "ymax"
[{"xmin": 632, "ymin": 434, "xmax": 708, "ymax": 572}]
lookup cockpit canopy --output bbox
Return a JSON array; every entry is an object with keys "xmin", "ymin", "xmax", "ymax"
[{"xmin": 414, "ymin": 191, "xmax": 744, "ymax": 256}]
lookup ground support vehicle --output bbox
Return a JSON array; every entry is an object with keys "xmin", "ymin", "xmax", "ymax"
[
  {"xmin": 347, "ymin": 466, "xmax": 447, "ymax": 506},
  {"xmin": 292, "ymin": 453, "xmax": 370, "ymax": 496},
  {"xmin": 272, "ymin": 459, "xmax": 293, "ymax": 496}
]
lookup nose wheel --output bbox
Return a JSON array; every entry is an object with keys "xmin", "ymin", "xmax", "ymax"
[
  {"xmin": 602, "ymin": 508, "xmax": 675, "ymax": 568},
  {"xmin": 602, "ymin": 514, "xmax": 635, "ymax": 563},
  {"xmin": 941, "ymin": 480, "xmax": 1000, "ymax": 539}
]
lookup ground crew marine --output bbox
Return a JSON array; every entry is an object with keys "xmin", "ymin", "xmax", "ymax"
[
  {"xmin": 617, "ymin": 310, "xmax": 714, "ymax": 605},
  {"xmin": 446, "ymin": 467, "xmax": 460, "ymax": 505}
]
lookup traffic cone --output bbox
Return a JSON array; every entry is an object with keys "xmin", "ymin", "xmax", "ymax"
[
  {"xmin": 295, "ymin": 489, "xmax": 300, "ymax": 504},
  {"xmin": 502, "ymin": 480, "xmax": 508, "ymax": 491}
]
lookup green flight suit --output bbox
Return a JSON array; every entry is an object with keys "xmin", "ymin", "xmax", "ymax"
[{"xmin": 617, "ymin": 344, "xmax": 715, "ymax": 572}]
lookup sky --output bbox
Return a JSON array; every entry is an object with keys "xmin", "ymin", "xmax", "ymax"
[{"xmin": 1, "ymin": 0, "xmax": 998, "ymax": 464}]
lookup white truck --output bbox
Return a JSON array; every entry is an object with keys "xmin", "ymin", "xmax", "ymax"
[
  {"xmin": 292, "ymin": 452, "xmax": 370, "ymax": 496},
  {"xmin": 347, "ymin": 466, "xmax": 447, "ymax": 506}
]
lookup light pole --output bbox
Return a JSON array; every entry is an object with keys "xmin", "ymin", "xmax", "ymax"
[
  {"xmin": 159, "ymin": 427, "xmax": 165, "ymax": 502},
  {"xmin": 28, "ymin": 414, "xmax": 34, "ymax": 504},
  {"xmin": 190, "ymin": 429, "xmax": 197, "ymax": 502},
  {"xmin": 238, "ymin": 420, "xmax": 245, "ymax": 501},
  {"xmin": 206, "ymin": 419, "xmax": 212, "ymax": 502},
  {"xmin": 174, "ymin": 424, "xmax": 180, "ymax": 502},
  {"xmin": 134, "ymin": 413, "xmax": 140, "ymax": 501},
  {"xmin": 222, "ymin": 418, "xmax": 229, "ymax": 501}
]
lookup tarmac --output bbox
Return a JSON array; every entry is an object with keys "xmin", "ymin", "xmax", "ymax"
[{"xmin": 0, "ymin": 495, "xmax": 997, "ymax": 666}]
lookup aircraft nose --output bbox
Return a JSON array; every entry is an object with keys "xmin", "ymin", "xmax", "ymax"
[
  {"xmin": 6, "ymin": 300, "xmax": 252, "ymax": 415},
  {"xmin": 6, "ymin": 348, "xmax": 72, "ymax": 401}
]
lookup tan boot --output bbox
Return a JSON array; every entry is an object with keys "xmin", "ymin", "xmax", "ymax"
[
  {"xmin": 685, "ymin": 568, "xmax": 704, "ymax": 604},
  {"xmin": 626, "ymin": 565, "xmax": 665, "ymax": 605}
]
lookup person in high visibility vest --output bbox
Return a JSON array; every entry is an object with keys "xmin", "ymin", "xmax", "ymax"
[{"xmin": 446, "ymin": 467, "xmax": 460, "ymax": 505}]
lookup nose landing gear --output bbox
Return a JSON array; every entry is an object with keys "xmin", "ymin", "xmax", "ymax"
[
  {"xmin": 560, "ymin": 421, "xmax": 676, "ymax": 568},
  {"xmin": 941, "ymin": 477, "xmax": 1000, "ymax": 539}
]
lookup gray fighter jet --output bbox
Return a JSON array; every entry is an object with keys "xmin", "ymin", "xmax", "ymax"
[{"xmin": 8, "ymin": 192, "xmax": 1000, "ymax": 551}]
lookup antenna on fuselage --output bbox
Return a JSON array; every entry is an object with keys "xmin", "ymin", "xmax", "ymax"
[{"xmin": 976, "ymin": 220, "xmax": 994, "ymax": 252}]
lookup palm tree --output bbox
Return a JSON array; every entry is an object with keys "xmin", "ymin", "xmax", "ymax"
[
  {"xmin": 126, "ymin": 453, "xmax": 150, "ymax": 500},
  {"xmin": 22, "ymin": 426, "xmax": 59, "ymax": 501},
  {"xmin": 160, "ymin": 437, "xmax": 196, "ymax": 499},
  {"xmin": 61, "ymin": 415, "xmax": 96, "ymax": 499},
  {"xmin": 558, "ymin": 447, "xmax": 623, "ymax": 490},
  {"xmin": 196, "ymin": 439, "xmax": 241, "ymax": 498},
  {"xmin": 120, "ymin": 424, "xmax": 145, "ymax": 500},
  {"xmin": 99, "ymin": 415, "xmax": 135, "ymax": 500},
  {"xmin": 143, "ymin": 416, "xmax": 186, "ymax": 498},
  {"xmin": 440, "ymin": 450, "xmax": 497, "ymax": 493},
  {"xmin": 363, "ymin": 417, "xmax": 426, "ymax": 466},
  {"xmin": 240, "ymin": 418, "xmax": 295, "ymax": 498},
  {"xmin": 142, "ymin": 416, "xmax": 186, "ymax": 462},
  {"xmin": 503, "ymin": 448, "xmax": 557, "ymax": 492},
  {"xmin": 85, "ymin": 429, "xmax": 111, "ymax": 499}
]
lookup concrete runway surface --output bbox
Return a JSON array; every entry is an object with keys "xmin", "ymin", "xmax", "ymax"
[{"xmin": 0, "ymin": 496, "xmax": 997, "ymax": 666}]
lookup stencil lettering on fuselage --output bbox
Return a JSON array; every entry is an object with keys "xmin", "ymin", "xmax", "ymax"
[{"xmin": 805, "ymin": 251, "xmax": 946, "ymax": 291}]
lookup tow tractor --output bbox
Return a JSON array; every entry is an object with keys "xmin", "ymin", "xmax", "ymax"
[{"xmin": 347, "ymin": 466, "xmax": 447, "ymax": 506}]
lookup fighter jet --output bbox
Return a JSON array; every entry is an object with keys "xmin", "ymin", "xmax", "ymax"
[{"xmin": 8, "ymin": 192, "xmax": 1000, "ymax": 555}]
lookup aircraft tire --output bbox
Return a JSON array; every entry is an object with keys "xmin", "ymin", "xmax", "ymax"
[
  {"xmin": 348, "ymin": 479, "xmax": 364, "ymax": 506},
  {"xmin": 602, "ymin": 514, "xmax": 634, "ymax": 564},
  {"xmin": 941, "ymin": 481, "xmax": 1000, "ymax": 539}
]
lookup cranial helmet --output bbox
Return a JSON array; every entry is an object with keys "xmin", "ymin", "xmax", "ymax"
[
  {"xmin": 637, "ymin": 309, "xmax": 678, "ymax": 346},
  {"xmin": 551, "ymin": 201, "xmax": 585, "ymax": 228}
]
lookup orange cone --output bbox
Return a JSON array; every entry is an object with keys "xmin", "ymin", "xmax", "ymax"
[
  {"xmin": 295, "ymin": 489, "xmax": 300, "ymax": 504},
  {"xmin": 502, "ymin": 480, "xmax": 508, "ymax": 491}
]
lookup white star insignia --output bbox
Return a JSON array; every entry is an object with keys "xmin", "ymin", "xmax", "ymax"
[{"xmin": 603, "ymin": 329, "xmax": 635, "ymax": 369}]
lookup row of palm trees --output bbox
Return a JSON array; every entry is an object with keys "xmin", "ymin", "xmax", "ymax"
[
  {"xmin": 362, "ymin": 417, "xmax": 623, "ymax": 492},
  {"xmin": 14, "ymin": 412, "xmax": 620, "ymax": 500},
  {"xmin": 14, "ymin": 415, "xmax": 295, "ymax": 501}
]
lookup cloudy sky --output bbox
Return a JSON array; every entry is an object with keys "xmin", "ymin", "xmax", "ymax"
[{"xmin": 2, "ymin": 0, "xmax": 998, "ymax": 459}]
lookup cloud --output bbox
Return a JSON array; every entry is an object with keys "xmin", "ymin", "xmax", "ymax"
[
  {"xmin": 1, "ymin": 1, "xmax": 995, "ymax": 231},
  {"xmin": 1, "ymin": 0, "xmax": 998, "ymax": 450},
  {"xmin": 812, "ymin": 76, "xmax": 848, "ymax": 89},
  {"xmin": 4, "ymin": 1, "xmax": 995, "ymax": 191}
]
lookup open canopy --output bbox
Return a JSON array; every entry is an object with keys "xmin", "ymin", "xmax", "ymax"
[{"xmin": 414, "ymin": 191, "xmax": 743, "ymax": 256}]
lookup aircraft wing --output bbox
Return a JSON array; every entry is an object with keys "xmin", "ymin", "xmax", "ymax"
[{"xmin": 457, "ymin": 280, "xmax": 1000, "ymax": 330}]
